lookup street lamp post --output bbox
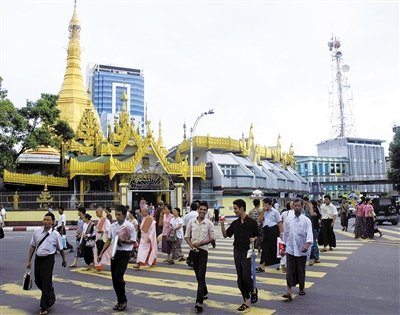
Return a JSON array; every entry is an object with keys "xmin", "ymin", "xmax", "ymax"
[{"xmin": 189, "ymin": 109, "xmax": 214, "ymax": 205}]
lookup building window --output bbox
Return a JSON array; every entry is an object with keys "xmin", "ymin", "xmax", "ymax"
[{"xmin": 220, "ymin": 164, "xmax": 238, "ymax": 177}]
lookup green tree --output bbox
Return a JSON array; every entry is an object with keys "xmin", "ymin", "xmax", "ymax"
[
  {"xmin": 388, "ymin": 127, "xmax": 400, "ymax": 187},
  {"xmin": 0, "ymin": 77, "xmax": 74, "ymax": 171}
]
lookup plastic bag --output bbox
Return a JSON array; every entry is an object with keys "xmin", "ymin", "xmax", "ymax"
[{"xmin": 277, "ymin": 237, "xmax": 285, "ymax": 258}]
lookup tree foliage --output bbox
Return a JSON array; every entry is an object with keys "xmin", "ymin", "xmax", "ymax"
[
  {"xmin": 388, "ymin": 127, "xmax": 400, "ymax": 187},
  {"xmin": 0, "ymin": 77, "xmax": 75, "ymax": 171}
]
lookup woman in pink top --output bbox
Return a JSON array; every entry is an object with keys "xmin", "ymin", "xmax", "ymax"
[
  {"xmin": 354, "ymin": 199, "xmax": 366, "ymax": 239},
  {"xmin": 364, "ymin": 198, "xmax": 375, "ymax": 239},
  {"xmin": 161, "ymin": 205, "xmax": 174, "ymax": 262}
]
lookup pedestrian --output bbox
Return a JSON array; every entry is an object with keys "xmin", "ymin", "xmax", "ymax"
[
  {"xmin": 213, "ymin": 202, "xmax": 221, "ymax": 225},
  {"xmin": 1, "ymin": 204, "xmax": 6, "ymax": 226},
  {"xmin": 281, "ymin": 198, "xmax": 313, "ymax": 301},
  {"xmin": 354, "ymin": 199, "xmax": 366, "ymax": 239},
  {"xmin": 248, "ymin": 199, "xmax": 263, "ymax": 255},
  {"xmin": 81, "ymin": 213, "xmax": 96, "ymax": 270},
  {"xmin": 279, "ymin": 200, "xmax": 295, "ymax": 272},
  {"xmin": 98, "ymin": 205, "xmax": 136, "ymax": 312},
  {"xmin": 94, "ymin": 206, "xmax": 112, "ymax": 270},
  {"xmin": 221, "ymin": 199, "xmax": 259, "ymax": 312},
  {"xmin": 161, "ymin": 205, "xmax": 174, "ymax": 263},
  {"xmin": 148, "ymin": 203, "xmax": 155, "ymax": 216},
  {"xmin": 105, "ymin": 206, "xmax": 113, "ymax": 223},
  {"xmin": 139, "ymin": 197, "xmax": 147, "ymax": 209},
  {"xmin": 154, "ymin": 201, "xmax": 164, "ymax": 237},
  {"xmin": 320, "ymin": 195, "xmax": 337, "ymax": 252},
  {"xmin": 184, "ymin": 202, "xmax": 200, "ymax": 267},
  {"xmin": 69, "ymin": 206, "xmax": 86, "ymax": 268},
  {"xmin": 308, "ymin": 200, "xmax": 321, "ymax": 266},
  {"xmin": 169, "ymin": 207, "xmax": 185, "ymax": 263},
  {"xmin": 256, "ymin": 198, "xmax": 282, "ymax": 272},
  {"xmin": 133, "ymin": 207, "xmax": 157, "ymax": 269},
  {"xmin": 364, "ymin": 198, "xmax": 375, "ymax": 239},
  {"xmin": 184, "ymin": 201, "xmax": 216, "ymax": 312},
  {"xmin": 56, "ymin": 206, "xmax": 74, "ymax": 252},
  {"xmin": 26, "ymin": 212, "xmax": 67, "ymax": 315},
  {"xmin": 339, "ymin": 198, "xmax": 349, "ymax": 231}
]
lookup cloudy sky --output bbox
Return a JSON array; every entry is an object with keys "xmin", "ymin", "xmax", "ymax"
[{"xmin": 1, "ymin": 0, "xmax": 399, "ymax": 156}]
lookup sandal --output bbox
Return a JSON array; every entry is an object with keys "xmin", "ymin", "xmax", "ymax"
[
  {"xmin": 39, "ymin": 309, "xmax": 48, "ymax": 315},
  {"xmin": 237, "ymin": 304, "xmax": 249, "ymax": 311},
  {"xmin": 167, "ymin": 260, "xmax": 174, "ymax": 265},
  {"xmin": 250, "ymin": 288, "xmax": 258, "ymax": 304},
  {"xmin": 255, "ymin": 267, "xmax": 265, "ymax": 273},
  {"xmin": 299, "ymin": 290, "xmax": 306, "ymax": 295},
  {"xmin": 282, "ymin": 293, "xmax": 292, "ymax": 301}
]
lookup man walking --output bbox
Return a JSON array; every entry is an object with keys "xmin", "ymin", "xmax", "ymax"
[
  {"xmin": 98, "ymin": 205, "xmax": 136, "ymax": 312},
  {"xmin": 184, "ymin": 201, "xmax": 216, "ymax": 312},
  {"xmin": 26, "ymin": 212, "xmax": 67, "ymax": 315},
  {"xmin": 221, "ymin": 199, "xmax": 259, "ymax": 311},
  {"xmin": 282, "ymin": 198, "xmax": 313, "ymax": 300},
  {"xmin": 56, "ymin": 206, "xmax": 73, "ymax": 252},
  {"xmin": 320, "ymin": 195, "xmax": 338, "ymax": 251}
]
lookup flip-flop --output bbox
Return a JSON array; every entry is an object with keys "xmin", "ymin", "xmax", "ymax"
[
  {"xmin": 237, "ymin": 304, "xmax": 249, "ymax": 311},
  {"xmin": 255, "ymin": 267, "xmax": 265, "ymax": 273},
  {"xmin": 282, "ymin": 293, "xmax": 292, "ymax": 301},
  {"xmin": 299, "ymin": 291, "xmax": 306, "ymax": 295},
  {"xmin": 251, "ymin": 288, "xmax": 258, "ymax": 304}
]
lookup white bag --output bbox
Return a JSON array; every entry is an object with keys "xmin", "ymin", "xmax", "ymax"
[{"xmin": 276, "ymin": 237, "xmax": 285, "ymax": 258}]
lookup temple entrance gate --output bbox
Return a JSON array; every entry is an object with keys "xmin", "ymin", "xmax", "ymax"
[{"xmin": 127, "ymin": 168, "xmax": 175, "ymax": 210}]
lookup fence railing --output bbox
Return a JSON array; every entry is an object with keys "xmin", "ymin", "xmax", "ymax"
[{"xmin": 0, "ymin": 190, "xmax": 119, "ymax": 210}]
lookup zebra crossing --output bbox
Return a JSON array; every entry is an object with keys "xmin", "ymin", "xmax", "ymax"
[{"xmin": 1, "ymin": 227, "xmax": 384, "ymax": 315}]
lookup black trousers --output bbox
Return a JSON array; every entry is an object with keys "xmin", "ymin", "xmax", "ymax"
[
  {"xmin": 111, "ymin": 250, "xmax": 131, "ymax": 304},
  {"xmin": 233, "ymin": 248, "xmax": 253, "ymax": 301},
  {"xmin": 34, "ymin": 254, "xmax": 56, "ymax": 310},
  {"xmin": 192, "ymin": 249, "xmax": 208, "ymax": 304}
]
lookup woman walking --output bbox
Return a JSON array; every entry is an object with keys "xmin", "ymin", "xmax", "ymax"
[
  {"xmin": 364, "ymin": 198, "xmax": 375, "ymax": 239},
  {"xmin": 339, "ymin": 198, "xmax": 349, "ymax": 231},
  {"xmin": 354, "ymin": 199, "xmax": 366, "ymax": 239},
  {"xmin": 248, "ymin": 199, "xmax": 263, "ymax": 254},
  {"xmin": 161, "ymin": 205, "xmax": 174, "ymax": 263},
  {"xmin": 169, "ymin": 207, "xmax": 185, "ymax": 263},
  {"xmin": 81, "ymin": 214, "xmax": 96, "ymax": 270}
]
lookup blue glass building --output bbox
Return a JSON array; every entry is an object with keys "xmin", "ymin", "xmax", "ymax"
[{"xmin": 87, "ymin": 64, "xmax": 145, "ymax": 136}]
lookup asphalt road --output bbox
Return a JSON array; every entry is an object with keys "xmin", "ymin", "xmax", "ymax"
[{"xmin": 0, "ymin": 219, "xmax": 399, "ymax": 315}]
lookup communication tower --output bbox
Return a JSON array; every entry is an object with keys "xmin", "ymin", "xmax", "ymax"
[{"xmin": 327, "ymin": 36, "xmax": 354, "ymax": 138}]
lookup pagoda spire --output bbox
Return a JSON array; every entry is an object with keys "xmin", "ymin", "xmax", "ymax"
[{"xmin": 56, "ymin": 1, "xmax": 95, "ymax": 132}]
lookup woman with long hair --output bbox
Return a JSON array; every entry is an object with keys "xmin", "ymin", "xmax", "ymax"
[{"xmin": 308, "ymin": 200, "xmax": 321, "ymax": 265}]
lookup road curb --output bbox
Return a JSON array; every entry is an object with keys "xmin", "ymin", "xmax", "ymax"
[{"xmin": 3, "ymin": 226, "xmax": 77, "ymax": 232}]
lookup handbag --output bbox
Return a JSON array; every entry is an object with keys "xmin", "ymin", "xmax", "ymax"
[
  {"xmin": 96, "ymin": 239, "xmax": 105, "ymax": 253},
  {"xmin": 22, "ymin": 269, "xmax": 32, "ymax": 290},
  {"xmin": 166, "ymin": 229, "xmax": 177, "ymax": 242},
  {"xmin": 86, "ymin": 239, "xmax": 95, "ymax": 248}
]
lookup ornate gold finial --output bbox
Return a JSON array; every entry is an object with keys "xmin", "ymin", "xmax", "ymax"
[
  {"xmin": 37, "ymin": 184, "xmax": 54, "ymax": 209},
  {"xmin": 157, "ymin": 121, "xmax": 166, "ymax": 150},
  {"xmin": 183, "ymin": 121, "xmax": 187, "ymax": 140},
  {"xmin": 121, "ymin": 90, "xmax": 128, "ymax": 112}
]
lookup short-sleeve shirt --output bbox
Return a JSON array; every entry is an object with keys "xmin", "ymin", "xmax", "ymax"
[
  {"xmin": 170, "ymin": 216, "xmax": 184, "ymax": 239},
  {"xmin": 263, "ymin": 208, "xmax": 281, "ymax": 227},
  {"xmin": 110, "ymin": 220, "xmax": 136, "ymax": 252},
  {"xmin": 185, "ymin": 218, "xmax": 216, "ymax": 252},
  {"xmin": 226, "ymin": 215, "xmax": 259, "ymax": 251},
  {"xmin": 30, "ymin": 228, "xmax": 63, "ymax": 257}
]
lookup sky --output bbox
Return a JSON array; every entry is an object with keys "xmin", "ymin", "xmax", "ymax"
[{"xmin": 1, "ymin": 0, "xmax": 399, "ymax": 156}]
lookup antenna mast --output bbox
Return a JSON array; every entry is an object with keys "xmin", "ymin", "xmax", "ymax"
[{"xmin": 327, "ymin": 36, "xmax": 354, "ymax": 138}]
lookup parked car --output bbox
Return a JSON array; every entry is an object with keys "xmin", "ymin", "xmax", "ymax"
[{"xmin": 372, "ymin": 197, "xmax": 399, "ymax": 225}]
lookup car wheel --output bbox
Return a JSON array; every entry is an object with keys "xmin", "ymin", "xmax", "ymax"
[{"xmin": 391, "ymin": 220, "xmax": 398, "ymax": 226}]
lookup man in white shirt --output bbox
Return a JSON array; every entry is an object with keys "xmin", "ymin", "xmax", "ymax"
[
  {"xmin": 185, "ymin": 201, "xmax": 216, "ymax": 312},
  {"xmin": 57, "ymin": 206, "xmax": 74, "ymax": 252},
  {"xmin": 319, "ymin": 195, "xmax": 338, "ymax": 252},
  {"xmin": 1, "ymin": 205, "xmax": 6, "ymax": 226},
  {"xmin": 26, "ymin": 212, "xmax": 67, "ymax": 315},
  {"xmin": 282, "ymin": 198, "xmax": 313, "ymax": 301},
  {"xmin": 98, "ymin": 205, "xmax": 136, "ymax": 312}
]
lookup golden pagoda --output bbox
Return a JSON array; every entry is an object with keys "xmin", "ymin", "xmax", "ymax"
[{"xmin": 3, "ymin": 2, "xmax": 303, "ymax": 210}]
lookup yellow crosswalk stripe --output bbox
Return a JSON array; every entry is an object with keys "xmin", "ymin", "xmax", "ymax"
[
  {"xmin": 318, "ymin": 255, "xmax": 347, "ymax": 261},
  {"xmin": 0, "ymin": 305, "xmax": 29, "ymax": 315},
  {"xmin": 307, "ymin": 262, "xmax": 338, "ymax": 268},
  {"xmin": 378, "ymin": 227, "xmax": 400, "ymax": 236},
  {"xmin": 72, "ymin": 268, "xmax": 285, "ymax": 301},
  {"xmin": 380, "ymin": 234, "xmax": 399, "ymax": 241},
  {"xmin": 321, "ymin": 251, "xmax": 353, "ymax": 254},
  {"xmin": 134, "ymin": 265, "xmax": 313, "ymax": 288}
]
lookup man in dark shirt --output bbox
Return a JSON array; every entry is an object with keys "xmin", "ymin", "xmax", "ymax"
[{"xmin": 221, "ymin": 199, "xmax": 259, "ymax": 312}]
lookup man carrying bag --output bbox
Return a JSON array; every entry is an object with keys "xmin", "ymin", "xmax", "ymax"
[{"xmin": 26, "ymin": 212, "xmax": 67, "ymax": 315}]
